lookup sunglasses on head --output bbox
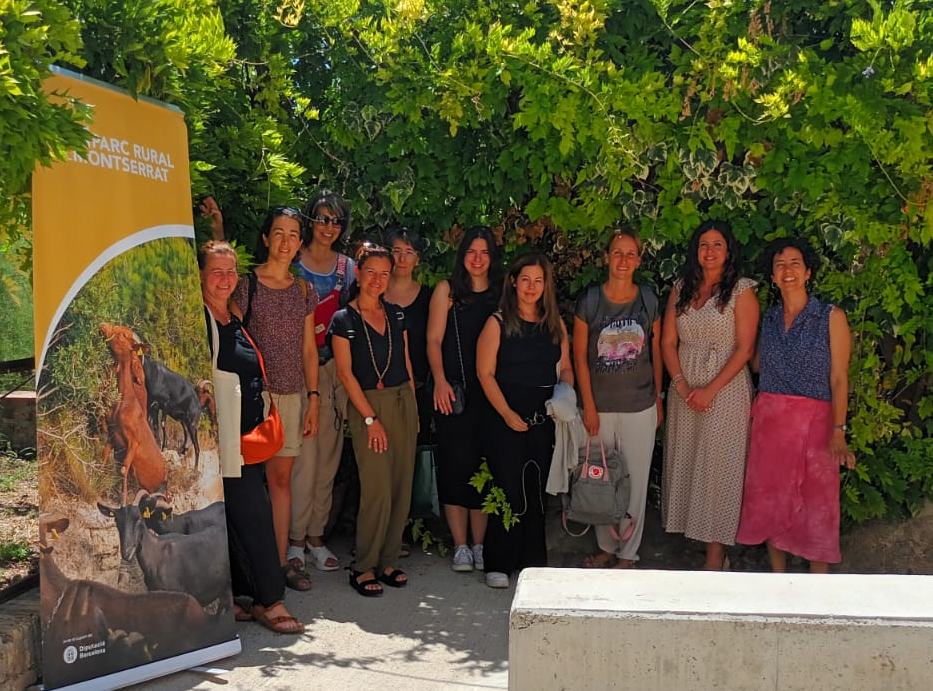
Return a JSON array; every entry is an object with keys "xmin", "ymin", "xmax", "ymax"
[{"xmin": 271, "ymin": 205, "xmax": 303, "ymax": 217}]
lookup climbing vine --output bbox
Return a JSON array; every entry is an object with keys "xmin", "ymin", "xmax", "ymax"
[{"xmin": 2, "ymin": 0, "xmax": 932, "ymax": 525}]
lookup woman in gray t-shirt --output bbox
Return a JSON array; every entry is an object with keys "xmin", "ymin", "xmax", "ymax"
[{"xmin": 573, "ymin": 228, "xmax": 662, "ymax": 568}]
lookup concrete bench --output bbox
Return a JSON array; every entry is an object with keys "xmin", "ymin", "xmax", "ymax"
[{"xmin": 510, "ymin": 568, "xmax": 933, "ymax": 690}]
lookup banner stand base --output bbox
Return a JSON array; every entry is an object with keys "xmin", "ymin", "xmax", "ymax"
[{"xmin": 41, "ymin": 638, "xmax": 241, "ymax": 691}]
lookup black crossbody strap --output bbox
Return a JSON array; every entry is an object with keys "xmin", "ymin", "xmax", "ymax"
[{"xmin": 243, "ymin": 271, "xmax": 257, "ymax": 328}]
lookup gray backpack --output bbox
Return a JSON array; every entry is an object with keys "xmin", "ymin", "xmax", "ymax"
[{"xmin": 562, "ymin": 438, "xmax": 632, "ymax": 538}]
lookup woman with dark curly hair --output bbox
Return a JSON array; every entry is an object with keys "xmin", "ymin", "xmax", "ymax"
[
  {"xmin": 660, "ymin": 221, "xmax": 759, "ymax": 570},
  {"xmin": 736, "ymin": 238, "xmax": 855, "ymax": 572},
  {"xmin": 426, "ymin": 226, "xmax": 503, "ymax": 573}
]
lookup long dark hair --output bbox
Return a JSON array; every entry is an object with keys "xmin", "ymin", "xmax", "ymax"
[
  {"xmin": 499, "ymin": 253, "xmax": 563, "ymax": 343},
  {"xmin": 347, "ymin": 242, "xmax": 394, "ymax": 301},
  {"xmin": 449, "ymin": 226, "xmax": 503, "ymax": 307},
  {"xmin": 675, "ymin": 220, "xmax": 743, "ymax": 314},
  {"xmin": 301, "ymin": 189, "xmax": 351, "ymax": 247},
  {"xmin": 253, "ymin": 206, "xmax": 303, "ymax": 264}
]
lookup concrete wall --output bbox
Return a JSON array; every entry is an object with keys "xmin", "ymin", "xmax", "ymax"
[
  {"xmin": 510, "ymin": 568, "xmax": 933, "ymax": 691},
  {"xmin": 0, "ymin": 391, "xmax": 36, "ymax": 452}
]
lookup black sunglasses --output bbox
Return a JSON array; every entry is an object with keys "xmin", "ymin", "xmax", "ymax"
[
  {"xmin": 523, "ymin": 412, "xmax": 549, "ymax": 427},
  {"xmin": 311, "ymin": 214, "xmax": 346, "ymax": 228}
]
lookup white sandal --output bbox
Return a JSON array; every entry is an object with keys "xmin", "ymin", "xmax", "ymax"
[
  {"xmin": 306, "ymin": 544, "xmax": 340, "ymax": 571},
  {"xmin": 286, "ymin": 544, "xmax": 306, "ymax": 567}
]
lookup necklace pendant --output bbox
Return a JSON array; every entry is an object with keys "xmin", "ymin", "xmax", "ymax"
[{"xmin": 376, "ymin": 380, "xmax": 384, "ymax": 390}]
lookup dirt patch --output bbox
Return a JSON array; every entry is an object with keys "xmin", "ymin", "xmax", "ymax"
[{"xmin": 0, "ymin": 449, "xmax": 39, "ymax": 592}]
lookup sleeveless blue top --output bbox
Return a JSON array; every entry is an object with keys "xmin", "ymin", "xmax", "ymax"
[{"xmin": 759, "ymin": 296, "xmax": 833, "ymax": 401}]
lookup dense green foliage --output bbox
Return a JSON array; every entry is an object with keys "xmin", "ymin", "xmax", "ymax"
[
  {"xmin": 0, "ymin": 236, "xmax": 33, "ymax": 363},
  {"xmin": 0, "ymin": 0, "xmax": 89, "ymax": 325},
  {"xmin": 1, "ymin": 0, "xmax": 931, "ymax": 524}
]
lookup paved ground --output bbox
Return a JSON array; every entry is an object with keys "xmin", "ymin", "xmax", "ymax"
[
  {"xmin": 126, "ymin": 531, "xmax": 512, "ymax": 691},
  {"xmin": 120, "ymin": 498, "xmax": 774, "ymax": 691}
]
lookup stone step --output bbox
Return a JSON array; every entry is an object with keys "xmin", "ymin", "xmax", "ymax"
[{"xmin": 510, "ymin": 568, "xmax": 933, "ymax": 691}]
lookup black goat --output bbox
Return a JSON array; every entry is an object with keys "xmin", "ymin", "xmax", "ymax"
[
  {"xmin": 97, "ymin": 499, "xmax": 231, "ymax": 608},
  {"xmin": 38, "ymin": 517, "xmax": 228, "ymax": 690},
  {"xmin": 138, "ymin": 494, "xmax": 226, "ymax": 535},
  {"xmin": 141, "ymin": 356, "xmax": 202, "ymax": 467}
]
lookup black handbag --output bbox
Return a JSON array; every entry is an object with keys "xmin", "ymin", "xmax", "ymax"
[{"xmin": 430, "ymin": 307, "xmax": 467, "ymax": 415}]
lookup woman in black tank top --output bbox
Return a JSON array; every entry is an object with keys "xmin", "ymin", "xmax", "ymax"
[
  {"xmin": 476, "ymin": 253, "xmax": 574, "ymax": 588},
  {"xmin": 426, "ymin": 227, "xmax": 503, "ymax": 573}
]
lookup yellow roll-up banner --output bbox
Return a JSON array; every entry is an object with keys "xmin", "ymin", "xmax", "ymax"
[{"xmin": 33, "ymin": 68, "xmax": 239, "ymax": 691}]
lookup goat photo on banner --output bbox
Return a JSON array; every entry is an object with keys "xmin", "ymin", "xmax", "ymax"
[{"xmin": 33, "ymin": 69, "xmax": 239, "ymax": 691}]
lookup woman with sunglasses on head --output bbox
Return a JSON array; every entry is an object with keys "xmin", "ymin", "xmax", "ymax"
[
  {"xmin": 289, "ymin": 190, "xmax": 356, "ymax": 574},
  {"xmin": 476, "ymin": 253, "xmax": 574, "ymax": 588},
  {"xmin": 231, "ymin": 207, "xmax": 320, "ymax": 592},
  {"xmin": 426, "ymin": 227, "xmax": 503, "ymax": 573},
  {"xmin": 330, "ymin": 243, "xmax": 418, "ymax": 596}
]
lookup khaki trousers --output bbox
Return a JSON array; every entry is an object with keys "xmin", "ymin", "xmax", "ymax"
[
  {"xmin": 289, "ymin": 359, "xmax": 348, "ymax": 541},
  {"xmin": 348, "ymin": 383, "xmax": 417, "ymax": 572}
]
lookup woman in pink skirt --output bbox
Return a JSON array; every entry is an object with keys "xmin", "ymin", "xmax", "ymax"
[{"xmin": 736, "ymin": 237, "xmax": 856, "ymax": 572}]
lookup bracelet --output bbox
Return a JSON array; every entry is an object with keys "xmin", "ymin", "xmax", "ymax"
[
  {"xmin": 671, "ymin": 374, "xmax": 685, "ymax": 386},
  {"xmin": 307, "ymin": 390, "xmax": 320, "ymax": 398},
  {"xmin": 833, "ymin": 423, "xmax": 847, "ymax": 432}
]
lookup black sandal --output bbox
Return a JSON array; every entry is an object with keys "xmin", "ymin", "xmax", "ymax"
[
  {"xmin": 377, "ymin": 567, "xmax": 407, "ymax": 588},
  {"xmin": 349, "ymin": 570, "xmax": 383, "ymax": 597}
]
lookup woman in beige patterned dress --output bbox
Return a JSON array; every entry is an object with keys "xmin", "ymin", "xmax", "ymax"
[{"xmin": 660, "ymin": 221, "xmax": 759, "ymax": 570}]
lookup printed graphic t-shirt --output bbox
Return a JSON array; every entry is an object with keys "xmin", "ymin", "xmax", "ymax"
[{"xmin": 574, "ymin": 285, "xmax": 659, "ymax": 413}]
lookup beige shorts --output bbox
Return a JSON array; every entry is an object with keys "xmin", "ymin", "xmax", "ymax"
[{"xmin": 270, "ymin": 392, "xmax": 304, "ymax": 457}]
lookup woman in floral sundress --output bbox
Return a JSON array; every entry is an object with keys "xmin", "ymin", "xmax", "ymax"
[{"xmin": 660, "ymin": 221, "xmax": 759, "ymax": 570}]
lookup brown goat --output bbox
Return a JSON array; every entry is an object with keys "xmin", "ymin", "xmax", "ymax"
[
  {"xmin": 100, "ymin": 323, "xmax": 167, "ymax": 504},
  {"xmin": 195, "ymin": 379, "xmax": 217, "ymax": 431}
]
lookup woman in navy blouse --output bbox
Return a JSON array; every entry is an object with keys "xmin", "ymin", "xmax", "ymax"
[{"xmin": 736, "ymin": 237, "xmax": 856, "ymax": 572}]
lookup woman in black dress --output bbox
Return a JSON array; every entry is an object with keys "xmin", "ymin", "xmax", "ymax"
[
  {"xmin": 476, "ymin": 253, "xmax": 573, "ymax": 588},
  {"xmin": 426, "ymin": 227, "xmax": 502, "ymax": 573}
]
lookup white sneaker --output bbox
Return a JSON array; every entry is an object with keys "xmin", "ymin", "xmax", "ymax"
[
  {"xmin": 485, "ymin": 571, "xmax": 509, "ymax": 589},
  {"xmin": 452, "ymin": 544, "xmax": 474, "ymax": 572},
  {"xmin": 471, "ymin": 544, "xmax": 484, "ymax": 571}
]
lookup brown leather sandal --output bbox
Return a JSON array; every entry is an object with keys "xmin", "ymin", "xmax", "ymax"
[{"xmin": 253, "ymin": 601, "xmax": 305, "ymax": 634}]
